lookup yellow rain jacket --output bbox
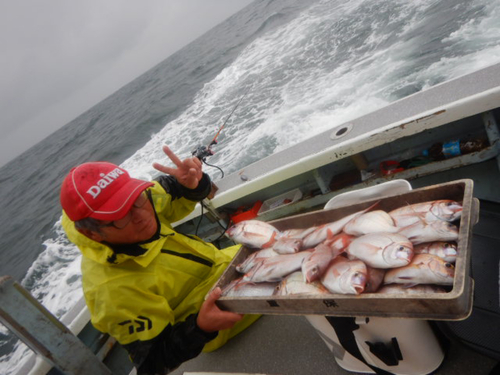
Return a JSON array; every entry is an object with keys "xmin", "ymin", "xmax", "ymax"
[{"xmin": 61, "ymin": 174, "xmax": 258, "ymax": 374}]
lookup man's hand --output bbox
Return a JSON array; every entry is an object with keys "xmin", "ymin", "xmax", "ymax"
[
  {"xmin": 153, "ymin": 145, "xmax": 203, "ymax": 189},
  {"xmin": 196, "ymin": 287, "xmax": 243, "ymax": 333}
]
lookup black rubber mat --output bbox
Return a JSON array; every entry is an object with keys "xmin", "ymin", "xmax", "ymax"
[{"xmin": 436, "ymin": 200, "xmax": 500, "ymax": 361}]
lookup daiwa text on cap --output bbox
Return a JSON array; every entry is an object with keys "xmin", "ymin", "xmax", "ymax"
[{"xmin": 60, "ymin": 162, "xmax": 154, "ymax": 222}]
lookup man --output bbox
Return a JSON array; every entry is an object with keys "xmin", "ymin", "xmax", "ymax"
[{"xmin": 60, "ymin": 145, "xmax": 258, "ymax": 374}]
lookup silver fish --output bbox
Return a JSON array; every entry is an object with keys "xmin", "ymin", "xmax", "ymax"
[
  {"xmin": 389, "ymin": 200, "xmax": 462, "ymax": 228},
  {"xmin": 280, "ymin": 227, "xmax": 317, "ymax": 240},
  {"xmin": 236, "ymin": 248, "xmax": 279, "ymax": 274},
  {"xmin": 397, "ymin": 220, "xmax": 458, "ymax": 245},
  {"xmin": 226, "ymin": 220, "xmax": 280, "ymax": 248},
  {"xmin": 414, "ymin": 242, "xmax": 457, "ymax": 263},
  {"xmin": 242, "ymin": 250, "xmax": 314, "ymax": 283},
  {"xmin": 344, "ymin": 210, "xmax": 398, "ymax": 236},
  {"xmin": 383, "ymin": 254, "xmax": 455, "ymax": 286},
  {"xmin": 377, "ymin": 284, "xmax": 448, "ymax": 294},
  {"xmin": 275, "ymin": 271, "xmax": 329, "ymax": 296},
  {"xmin": 320, "ymin": 256, "xmax": 367, "ymax": 295},
  {"xmin": 347, "ymin": 232, "xmax": 414, "ymax": 269},
  {"xmin": 221, "ymin": 278, "xmax": 277, "ymax": 297},
  {"xmin": 272, "ymin": 237, "xmax": 303, "ymax": 254},
  {"xmin": 301, "ymin": 205, "xmax": 375, "ymax": 248},
  {"xmin": 301, "ymin": 233, "xmax": 353, "ymax": 283}
]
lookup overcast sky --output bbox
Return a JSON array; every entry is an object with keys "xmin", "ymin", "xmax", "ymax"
[{"xmin": 0, "ymin": 0, "xmax": 254, "ymax": 167}]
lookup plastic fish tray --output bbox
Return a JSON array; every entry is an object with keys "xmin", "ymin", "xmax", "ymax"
[{"xmin": 213, "ymin": 179, "xmax": 477, "ymax": 320}]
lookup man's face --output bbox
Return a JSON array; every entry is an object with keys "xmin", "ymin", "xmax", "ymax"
[{"xmin": 88, "ymin": 194, "xmax": 158, "ymax": 244}]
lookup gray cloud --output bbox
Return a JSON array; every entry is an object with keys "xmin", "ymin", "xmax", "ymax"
[{"xmin": 0, "ymin": 0, "xmax": 253, "ymax": 166}]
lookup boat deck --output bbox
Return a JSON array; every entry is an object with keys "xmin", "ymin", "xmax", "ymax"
[{"xmin": 169, "ymin": 317, "xmax": 497, "ymax": 375}]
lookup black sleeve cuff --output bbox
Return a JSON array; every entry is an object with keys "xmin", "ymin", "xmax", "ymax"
[
  {"xmin": 181, "ymin": 173, "xmax": 212, "ymax": 201},
  {"xmin": 191, "ymin": 314, "xmax": 219, "ymax": 342},
  {"xmin": 155, "ymin": 173, "xmax": 212, "ymax": 201}
]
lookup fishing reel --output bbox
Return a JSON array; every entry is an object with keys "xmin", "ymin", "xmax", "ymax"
[{"xmin": 192, "ymin": 144, "xmax": 215, "ymax": 161}]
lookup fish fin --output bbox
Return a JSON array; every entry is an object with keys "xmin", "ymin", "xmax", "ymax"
[
  {"xmin": 344, "ymin": 201, "xmax": 380, "ymax": 227},
  {"xmin": 405, "ymin": 201, "xmax": 430, "ymax": 224},
  {"xmin": 365, "ymin": 200, "xmax": 380, "ymax": 212},
  {"xmin": 398, "ymin": 220, "xmax": 422, "ymax": 237},
  {"xmin": 261, "ymin": 231, "xmax": 278, "ymax": 249}
]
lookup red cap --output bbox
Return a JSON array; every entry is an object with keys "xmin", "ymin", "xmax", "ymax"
[{"xmin": 60, "ymin": 162, "xmax": 154, "ymax": 221}]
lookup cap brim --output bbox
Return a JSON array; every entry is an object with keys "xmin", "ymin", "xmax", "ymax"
[{"xmin": 89, "ymin": 179, "xmax": 154, "ymax": 221}]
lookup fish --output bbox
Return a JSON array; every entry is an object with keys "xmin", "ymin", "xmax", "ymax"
[
  {"xmin": 321, "ymin": 256, "xmax": 368, "ymax": 295},
  {"xmin": 226, "ymin": 220, "xmax": 280, "ymax": 248},
  {"xmin": 414, "ymin": 241, "xmax": 457, "ymax": 263},
  {"xmin": 272, "ymin": 237, "xmax": 303, "ymax": 254},
  {"xmin": 383, "ymin": 254, "xmax": 455, "ymax": 286},
  {"xmin": 301, "ymin": 204, "xmax": 376, "ymax": 248},
  {"xmin": 221, "ymin": 278, "xmax": 277, "ymax": 297},
  {"xmin": 275, "ymin": 271, "xmax": 330, "ymax": 296},
  {"xmin": 301, "ymin": 232, "xmax": 353, "ymax": 283},
  {"xmin": 377, "ymin": 284, "xmax": 448, "ymax": 294},
  {"xmin": 280, "ymin": 227, "xmax": 318, "ymax": 241},
  {"xmin": 389, "ymin": 200, "xmax": 462, "ymax": 227},
  {"xmin": 344, "ymin": 210, "xmax": 399, "ymax": 236},
  {"xmin": 236, "ymin": 248, "xmax": 279, "ymax": 274},
  {"xmin": 397, "ymin": 220, "xmax": 459, "ymax": 245},
  {"xmin": 364, "ymin": 266, "xmax": 386, "ymax": 293},
  {"xmin": 242, "ymin": 249, "xmax": 314, "ymax": 283},
  {"xmin": 346, "ymin": 232, "xmax": 414, "ymax": 269}
]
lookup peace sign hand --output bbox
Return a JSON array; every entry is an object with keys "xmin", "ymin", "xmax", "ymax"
[{"xmin": 153, "ymin": 145, "xmax": 203, "ymax": 189}]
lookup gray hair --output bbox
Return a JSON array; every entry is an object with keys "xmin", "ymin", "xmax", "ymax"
[{"xmin": 74, "ymin": 217, "xmax": 105, "ymax": 234}]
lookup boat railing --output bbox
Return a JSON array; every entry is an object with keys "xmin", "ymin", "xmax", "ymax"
[{"xmin": 0, "ymin": 275, "xmax": 124, "ymax": 375}]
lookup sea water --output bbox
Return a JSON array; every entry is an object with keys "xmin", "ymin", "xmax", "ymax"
[{"xmin": 2, "ymin": 0, "xmax": 500, "ymax": 372}]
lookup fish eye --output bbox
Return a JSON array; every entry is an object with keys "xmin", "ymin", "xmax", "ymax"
[
  {"xmin": 445, "ymin": 263, "xmax": 453, "ymax": 269},
  {"xmin": 399, "ymin": 246, "xmax": 404, "ymax": 251}
]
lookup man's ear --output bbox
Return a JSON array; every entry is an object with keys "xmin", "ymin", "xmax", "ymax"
[{"xmin": 76, "ymin": 228, "xmax": 104, "ymax": 243}]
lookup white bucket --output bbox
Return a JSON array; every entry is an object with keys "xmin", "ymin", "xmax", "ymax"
[{"xmin": 305, "ymin": 315, "xmax": 444, "ymax": 375}]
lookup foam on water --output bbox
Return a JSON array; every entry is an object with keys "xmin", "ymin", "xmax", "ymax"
[{"xmin": 3, "ymin": 0, "xmax": 500, "ymax": 372}]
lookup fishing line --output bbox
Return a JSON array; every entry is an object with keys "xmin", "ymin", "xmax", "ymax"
[
  {"xmin": 195, "ymin": 200, "xmax": 232, "ymax": 246},
  {"xmin": 195, "ymin": 203, "xmax": 204, "ymax": 237},
  {"xmin": 202, "ymin": 159, "xmax": 224, "ymax": 179}
]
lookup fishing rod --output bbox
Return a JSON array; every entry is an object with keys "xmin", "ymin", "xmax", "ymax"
[
  {"xmin": 192, "ymin": 87, "xmax": 250, "ymax": 241},
  {"xmin": 192, "ymin": 87, "xmax": 250, "ymax": 162}
]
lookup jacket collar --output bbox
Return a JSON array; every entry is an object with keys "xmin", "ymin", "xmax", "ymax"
[{"xmin": 61, "ymin": 189, "xmax": 175, "ymax": 267}]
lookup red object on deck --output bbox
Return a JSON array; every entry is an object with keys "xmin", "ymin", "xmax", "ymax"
[
  {"xmin": 380, "ymin": 160, "xmax": 404, "ymax": 175},
  {"xmin": 230, "ymin": 201, "xmax": 263, "ymax": 223}
]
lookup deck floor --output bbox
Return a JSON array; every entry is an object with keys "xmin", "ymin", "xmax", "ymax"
[{"xmin": 167, "ymin": 314, "xmax": 496, "ymax": 375}]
